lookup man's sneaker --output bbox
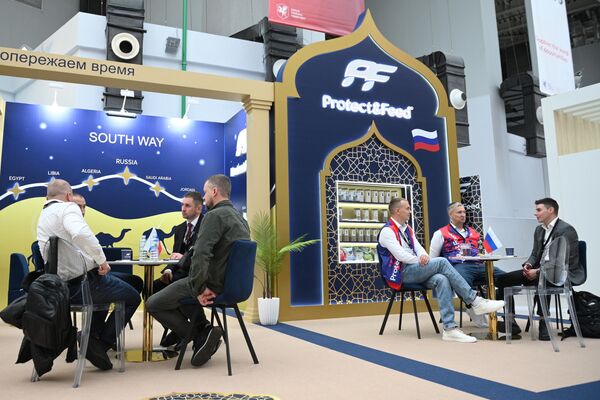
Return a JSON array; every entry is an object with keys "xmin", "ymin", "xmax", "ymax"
[
  {"xmin": 442, "ymin": 328, "xmax": 477, "ymax": 343},
  {"xmin": 538, "ymin": 319, "xmax": 550, "ymax": 341},
  {"xmin": 191, "ymin": 326, "xmax": 223, "ymax": 367},
  {"xmin": 465, "ymin": 306, "xmax": 488, "ymax": 328},
  {"xmin": 497, "ymin": 320, "xmax": 522, "ymax": 335},
  {"xmin": 471, "ymin": 297, "xmax": 505, "ymax": 315}
]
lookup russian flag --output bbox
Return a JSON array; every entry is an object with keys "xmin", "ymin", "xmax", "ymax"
[
  {"xmin": 411, "ymin": 129, "xmax": 440, "ymax": 152},
  {"xmin": 483, "ymin": 226, "xmax": 503, "ymax": 254}
]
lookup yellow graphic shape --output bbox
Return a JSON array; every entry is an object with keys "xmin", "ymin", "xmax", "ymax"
[
  {"xmin": 83, "ymin": 175, "xmax": 99, "ymax": 190},
  {"xmin": 119, "ymin": 166, "xmax": 135, "ymax": 185},
  {"xmin": 7, "ymin": 183, "xmax": 25, "ymax": 199},
  {"xmin": 149, "ymin": 181, "xmax": 163, "ymax": 197}
]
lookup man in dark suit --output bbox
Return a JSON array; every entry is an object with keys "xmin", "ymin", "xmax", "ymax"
[
  {"xmin": 154, "ymin": 191, "xmax": 203, "ymax": 292},
  {"xmin": 496, "ymin": 197, "xmax": 583, "ymax": 339}
]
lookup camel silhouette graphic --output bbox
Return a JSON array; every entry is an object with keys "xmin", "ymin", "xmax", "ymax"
[
  {"xmin": 96, "ymin": 228, "xmax": 132, "ymax": 247},
  {"xmin": 142, "ymin": 225, "xmax": 177, "ymax": 255}
]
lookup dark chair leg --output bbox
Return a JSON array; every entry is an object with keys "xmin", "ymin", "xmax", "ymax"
[
  {"xmin": 216, "ymin": 307, "xmax": 232, "ymax": 376},
  {"xmin": 410, "ymin": 291, "xmax": 421, "ymax": 339},
  {"xmin": 459, "ymin": 298, "xmax": 463, "ymax": 328},
  {"xmin": 128, "ymin": 320, "xmax": 134, "ymax": 330},
  {"xmin": 399, "ymin": 292, "xmax": 405, "ymax": 331},
  {"xmin": 73, "ymin": 311, "xmax": 77, "ymax": 328},
  {"xmin": 423, "ymin": 292, "xmax": 440, "ymax": 334},
  {"xmin": 233, "ymin": 305, "xmax": 259, "ymax": 364},
  {"xmin": 379, "ymin": 290, "xmax": 396, "ymax": 335},
  {"xmin": 160, "ymin": 328, "xmax": 169, "ymax": 345}
]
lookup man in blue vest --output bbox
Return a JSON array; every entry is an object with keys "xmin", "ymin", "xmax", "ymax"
[
  {"xmin": 377, "ymin": 198, "xmax": 505, "ymax": 342},
  {"xmin": 429, "ymin": 202, "xmax": 506, "ymax": 328}
]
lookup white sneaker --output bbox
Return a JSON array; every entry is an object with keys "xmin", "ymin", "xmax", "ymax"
[
  {"xmin": 471, "ymin": 297, "xmax": 505, "ymax": 315},
  {"xmin": 442, "ymin": 328, "xmax": 477, "ymax": 343},
  {"xmin": 465, "ymin": 306, "xmax": 488, "ymax": 328}
]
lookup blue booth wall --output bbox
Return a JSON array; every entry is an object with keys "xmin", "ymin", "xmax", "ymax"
[{"xmin": 0, "ymin": 102, "xmax": 246, "ymax": 307}]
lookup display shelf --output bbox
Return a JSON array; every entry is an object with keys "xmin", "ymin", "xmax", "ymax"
[
  {"xmin": 338, "ymin": 202, "xmax": 390, "ymax": 208},
  {"xmin": 339, "ymin": 242, "xmax": 378, "ymax": 247},
  {"xmin": 339, "ymin": 220, "xmax": 385, "ymax": 227}
]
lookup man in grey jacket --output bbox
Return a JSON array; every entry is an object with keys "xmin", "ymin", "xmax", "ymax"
[
  {"xmin": 146, "ymin": 174, "xmax": 250, "ymax": 367},
  {"xmin": 495, "ymin": 197, "xmax": 583, "ymax": 339}
]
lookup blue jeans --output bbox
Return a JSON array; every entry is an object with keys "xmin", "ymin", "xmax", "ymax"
[
  {"xmin": 402, "ymin": 257, "xmax": 476, "ymax": 330},
  {"xmin": 69, "ymin": 270, "xmax": 141, "ymax": 346},
  {"xmin": 452, "ymin": 262, "xmax": 505, "ymax": 287}
]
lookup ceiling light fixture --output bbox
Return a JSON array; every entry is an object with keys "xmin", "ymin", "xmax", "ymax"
[{"xmin": 106, "ymin": 89, "xmax": 137, "ymax": 118}]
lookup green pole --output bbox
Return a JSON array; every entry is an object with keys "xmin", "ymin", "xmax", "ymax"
[{"xmin": 180, "ymin": 0, "xmax": 188, "ymax": 118}]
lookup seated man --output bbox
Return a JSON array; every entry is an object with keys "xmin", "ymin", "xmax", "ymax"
[
  {"xmin": 146, "ymin": 174, "xmax": 250, "ymax": 366},
  {"xmin": 37, "ymin": 179, "xmax": 141, "ymax": 370},
  {"xmin": 72, "ymin": 192, "xmax": 144, "ymax": 295},
  {"xmin": 495, "ymin": 197, "xmax": 584, "ymax": 339},
  {"xmin": 429, "ymin": 202, "xmax": 505, "ymax": 328},
  {"xmin": 153, "ymin": 191, "xmax": 203, "ymax": 347},
  {"xmin": 154, "ymin": 191, "xmax": 203, "ymax": 294},
  {"xmin": 377, "ymin": 198, "xmax": 504, "ymax": 342}
]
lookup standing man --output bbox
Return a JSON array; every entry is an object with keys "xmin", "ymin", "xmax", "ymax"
[
  {"xmin": 495, "ymin": 198, "xmax": 584, "ymax": 339},
  {"xmin": 429, "ymin": 202, "xmax": 506, "ymax": 328},
  {"xmin": 37, "ymin": 180, "xmax": 141, "ymax": 370},
  {"xmin": 146, "ymin": 174, "xmax": 250, "ymax": 366},
  {"xmin": 377, "ymin": 198, "xmax": 505, "ymax": 342},
  {"xmin": 155, "ymin": 191, "xmax": 203, "ymax": 292}
]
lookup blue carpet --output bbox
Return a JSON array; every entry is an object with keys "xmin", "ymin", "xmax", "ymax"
[{"xmin": 261, "ymin": 321, "xmax": 598, "ymax": 400}]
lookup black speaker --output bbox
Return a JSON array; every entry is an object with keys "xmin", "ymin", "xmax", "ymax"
[
  {"xmin": 104, "ymin": 0, "xmax": 145, "ymax": 114},
  {"xmin": 499, "ymin": 72, "xmax": 546, "ymax": 157},
  {"xmin": 418, "ymin": 52, "xmax": 470, "ymax": 148}
]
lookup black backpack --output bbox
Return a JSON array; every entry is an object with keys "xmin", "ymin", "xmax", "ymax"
[
  {"xmin": 563, "ymin": 290, "xmax": 600, "ymax": 339},
  {"xmin": 22, "ymin": 274, "xmax": 75, "ymax": 351}
]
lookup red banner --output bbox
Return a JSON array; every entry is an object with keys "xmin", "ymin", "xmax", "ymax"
[{"xmin": 268, "ymin": 0, "xmax": 365, "ymax": 36}]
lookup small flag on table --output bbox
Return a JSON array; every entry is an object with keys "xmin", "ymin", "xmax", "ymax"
[
  {"xmin": 143, "ymin": 227, "xmax": 163, "ymax": 255},
  {"xmin": 483, "ymin": 226, "xmax": 503, "ymax": 254}
]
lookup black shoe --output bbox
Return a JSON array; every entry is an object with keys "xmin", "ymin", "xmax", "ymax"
[
  {"xmin": 77, "ymin": 333, "xmax": 113, "ymax": 371},
  {"xmin": 160, "ymin": 330, "xmax": 180, "ymax": 348},
  {"xmin": 191, "ymin": 326, "xmax": 223, "ymax": 367},
  {"xmin": 497, "ymin": 320, "xmax": 522, "ymax": 335},
  {"xmin": 539, "ymin": 320, "xmax": 550, "ymax": 341}
]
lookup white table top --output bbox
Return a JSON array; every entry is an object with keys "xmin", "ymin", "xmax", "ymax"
[{"xmin": 109, "ymin": 259, "xmax": 180, "ymax": 265}]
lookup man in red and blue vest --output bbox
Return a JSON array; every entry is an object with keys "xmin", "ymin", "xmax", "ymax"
[
  {"xmin": 377, "ymin": 198, "xmax": 505, "ymax": 342},
  {"xmin": 429, "ymin": 202, "xmax": 506, "ymax": 328}
]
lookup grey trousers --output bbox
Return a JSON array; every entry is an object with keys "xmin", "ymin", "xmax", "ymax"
[{"xmin": 145, "ymin": 278, "xmax": 207, "ymax": 339}]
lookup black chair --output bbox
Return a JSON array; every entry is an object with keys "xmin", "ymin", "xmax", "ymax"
[
  {"xmin": 379, "ymin": 281, "xmax": 440, "ymax": 338},
  {"xmin": 8, "ymin": 253, "xmax": 29, "ymax": 303},
  {"xmin": 175, "ymin": 240, "xmax": 259, "ymax": 375}
]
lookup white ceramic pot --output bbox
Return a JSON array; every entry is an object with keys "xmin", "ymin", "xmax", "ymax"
[{"xmin": 258, "ymin": 297, "xmax": 280, "ymax": 325}]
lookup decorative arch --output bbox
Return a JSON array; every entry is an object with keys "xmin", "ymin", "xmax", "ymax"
[{"xmin": 319, "ymin": 122, "xmax": 429, "ymax": 304}]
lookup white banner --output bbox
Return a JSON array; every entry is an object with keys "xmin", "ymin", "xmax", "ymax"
[{"xmin": 527, "ymin": 0, "xmax": 574, "ymax": 95}]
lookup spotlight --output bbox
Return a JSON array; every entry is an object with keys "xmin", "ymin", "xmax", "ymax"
[
  {"xmin": 48, "ymin": 82, "xmax": 64, "ymax": 108},
  {"xmin": 182, "ymin": 98, "xmax": 199, "ymax": 120},
  {"xmin": 165, "ymin": 36, "xmax": 181, "ymax": 54},
  {"xmin": 106, "ymin": 89, "xmax": 137, "ymax": 118},
  {"xmin": 449, "ymin": 89, "xmax": 467, "ymax": 110}
]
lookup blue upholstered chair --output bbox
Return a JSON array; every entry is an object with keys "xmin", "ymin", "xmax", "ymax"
[
  {"xmin": 8, "ymin": 253, "xmax": 29, "ymax": 304},
  {"xmin": 175, "ymin": 240, "xmax": 259, "ymax": 375}
]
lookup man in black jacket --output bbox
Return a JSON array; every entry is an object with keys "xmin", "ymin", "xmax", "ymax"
[
  {"xmin": 496, "ymin": 197, "xmax": 584, "ymax": 339},
  {"xmin": 146, "ymin": 175, "xmax": 250, "ymax": 367}
]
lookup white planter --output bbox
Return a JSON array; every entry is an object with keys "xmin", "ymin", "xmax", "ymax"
[{"xmin": 258, "ymin": 297, "xmax": 280, "ymax": 325}]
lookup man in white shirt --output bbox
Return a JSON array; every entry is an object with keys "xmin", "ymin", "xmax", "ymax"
[
  {"xmin": 377, "ymin": 198, "xmax": 504, "ymax": 342},
  {"xmin": 495, "ymin": 197, "xmax": 583, "ymax": 340},
  {"xmin": 37, "ymin": 179, "xmax": 141, "ymax": 369},
  {"xmin": 429, "ymin": 202, "xmax": 506, "ymax": 328}
]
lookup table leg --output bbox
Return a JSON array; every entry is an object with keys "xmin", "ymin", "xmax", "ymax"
[
  {"xmin": 486, "ymin": 260, "xmax": 498, "ymax": 340},
  {"xmin": 125, "ymin": 264, "xmax": 176, "ymax": 362}
]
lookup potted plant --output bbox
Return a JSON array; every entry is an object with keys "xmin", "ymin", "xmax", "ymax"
[{"xmin": 251, "ymin": 211, "xmax": 319, "ymax": 325}]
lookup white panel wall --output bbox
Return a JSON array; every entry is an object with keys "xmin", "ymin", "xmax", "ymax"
[
  {"xmin": 0, "ymin": 12, "xmax": 266, "ymax": 123},
  {"xmin": 366, "ymin": 0, "xmax": 546, "ymax": 271}
]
